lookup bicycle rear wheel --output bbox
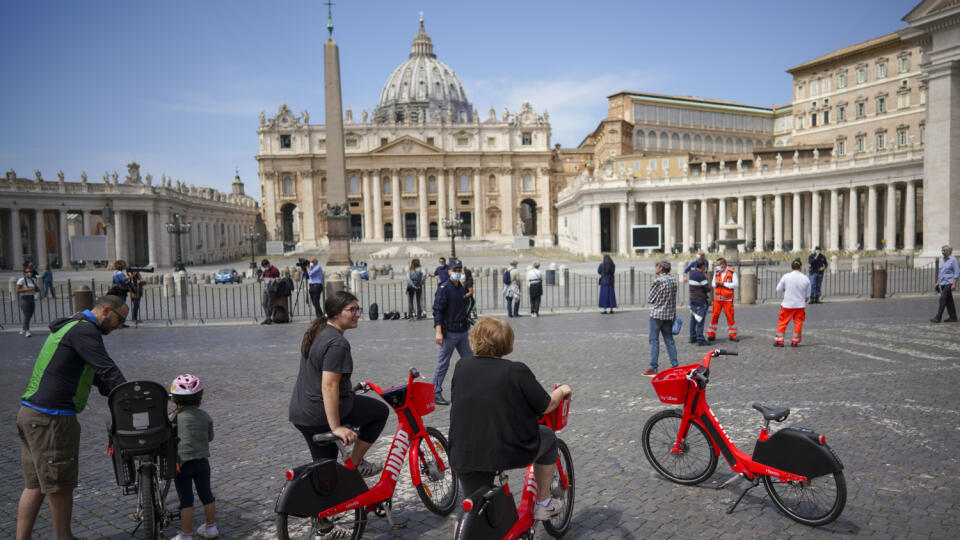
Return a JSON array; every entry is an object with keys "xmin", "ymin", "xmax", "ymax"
[
  {"xmin": 641, "ymin": 409, "xmax": 718, "ymax": 485},
  {"xmin": 138, "ymin": 465, "xmax": 160, "ymax": 540},
  {"xmin": 762, "ymin": 471, "xmax": 846, "ymax": 526},
  {"xmin": 276, "ymin": 509, "xmax": 366, "ymax": 539},
  {"xmin": 542, "ymin": 438, "xmax": 575, "ymax": 537},
  {"xmin": 415, "ymin": 426, "xmax": 460, "ymax": 515}
]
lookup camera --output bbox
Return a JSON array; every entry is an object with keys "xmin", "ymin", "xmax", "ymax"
[
  {"xmin": 297, "ymin": 258, "xmax": 310, "ymax": 271},
  {"xmin": 127, "ymin": 266, "xmax": 155, "ymax": 273}
]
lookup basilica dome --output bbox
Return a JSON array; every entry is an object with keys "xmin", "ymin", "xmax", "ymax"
[{"xmin": 374, "ymin": 20, "xmax": 474, "ymax": 124}]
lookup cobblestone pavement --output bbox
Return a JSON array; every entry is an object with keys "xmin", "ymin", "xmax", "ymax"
[{"xmin": 2, "ymin": 297, "xmax": 958, "ymax": 539}]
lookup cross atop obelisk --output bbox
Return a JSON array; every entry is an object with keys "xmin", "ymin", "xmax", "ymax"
[{"xmin": 322, "ymin": 0, "xmax": 351, "ymax": 266}]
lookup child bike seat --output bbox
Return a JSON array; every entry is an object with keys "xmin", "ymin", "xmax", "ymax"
[{"xmin": 752, "ymin": 403, "xmax": 790, "ymax": 422}]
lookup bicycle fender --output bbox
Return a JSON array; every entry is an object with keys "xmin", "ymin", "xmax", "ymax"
[
  {"xmin": 752, "ymin": 427, "xmax": 843, "ymax": 478},
  {"xmin": 274, "ymin": 460, "xmax": 368, "ymax": 517}
]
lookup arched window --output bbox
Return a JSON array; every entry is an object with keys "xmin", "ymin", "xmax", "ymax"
[
  {"xmin": 348, "ymin": 175, "xmax": 360, "ymax": 193},
  {"xmin": 745, "ymin": 140, "xmax": 754, "ymax": 153},
  {"xmin": 384, "ymin": 222, "xmax": 393, "ymax": 240},
  {"xmin": 671, "ymin": 133, "xmax": 680, "ymax": 149},
  {"xmin": 716, "ymin": 137, "xmax": 724, "ymax": 152},
  {"xmin": 404, "ymin": 174, "xmax": 415, "ymax": 192},
  {"xmin": 636, "ymin": 130, "xmax": 645, "ymax": 148},
  {"xmin": 736, "ymin": 139, "xmax": 744, "ymax": 153},
  {"xmin": 694, "ymin": 134, "xmax": 702, "ymax": 151},
  {"xmin": 523, "ymin": 173, "xmax": 533, "ymax": 191},
  {"xmin": 660, "ymin": 132, "xmax": 668, "ymax": 149},
  {"xmin": 682, "ymin": 134, "xmax": 691, "ymax": 150},
  {"xmin": 488, "ymin": 174, "xmax": 497, "ymax": 192},
  {"xmin": 428, "ymin": 176, "xmax": 437, "ymax": 192},
  {"xmin": 459, "ymin": 174, "xmax": 469, "ymax": 191},
  {"xmin": 648, "ymin": 130, "xmax": 657, "ymax": 148},
  {"xmin": 726, "ymin": 137, "xmax": 734, "ymax": 151},
  {"xmin": 282, "ymin": 177, "xmax": 294, "ymax": 196},
  {"xmin": 704, "ymin": 136, "xmax": 713, "ymax": 151}
]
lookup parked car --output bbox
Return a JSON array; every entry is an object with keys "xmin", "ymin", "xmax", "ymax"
[{"xmin": 214, "ymin": 268, "xmax": 241, "ymax": 284}]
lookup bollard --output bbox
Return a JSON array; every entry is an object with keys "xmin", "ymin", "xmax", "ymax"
[
  {"xmin": 851, "ymin": 254, "xmax": 860, "ymax": 273},
  {"xmin": 369, "ymin": 267, "xmax": 378, "ymax": 280},
  {"xmin": 546, "ymin": 262, "xmax": 557, "ymax": 285},
  {"xmin": 73, "ymin": 285, "xmax": 94, "ymax": 312},
  {"xmin": 492, "ymin": 269, "xmax": 499, "ymax": 309},
  {"xmin": 325, "ymin": 273, "xmax": 345, "ymax": 299},
  {"xmin": 558, "ymin": 265, "xmax": 567, "ymax": 287},
  {"xmin": 562, "ymin": 267, "xmax": 570, "ymax": 307},
  {"xmin": 740, "ymin": 268, "xmax": 757, "ymax": 304},
  {"xmin": 8, "ymin": 277, "xmax": 17, "ymax": 296},
  {"xmin": 350, "ymin": 269, "xmax": 362, "ymax": 292},
  {"xmin": 162, "ymin": 274, "xmax": 176, "ymax": 297},
  {"xmin": 829, "ymin": 255, "xmax": 838, "ymax": 274},
  {"xmin": 871, "ymin": 264, "xmax": 887, "ymax": 298},
  {"xmin": 630, "ymin": 267, "xmax": 636, "ymax": 304}
]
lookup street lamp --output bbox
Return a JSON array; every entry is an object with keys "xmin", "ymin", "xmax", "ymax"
[
  {"xmin": 440, "ymin": 209, "xmax": 463, "ymax": 259},
  {"xmin": 165, "ymin": 213, "xmax": 192, "ymax": 272},
  {"xmin": 244, "ymin": 226, "xmax": 261, "ymax": 270}
]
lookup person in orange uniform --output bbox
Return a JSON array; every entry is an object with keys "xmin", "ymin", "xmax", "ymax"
[
  {"xmin": 774, "ymin": 259, "xmax": 811, "ymax": 347},
  {"xmin": 707, "ymin": 257, "xmax": 739, "ymax": 342}
]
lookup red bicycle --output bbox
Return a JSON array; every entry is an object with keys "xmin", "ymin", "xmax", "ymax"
[
  {"xmin": 455, "ymin": 394, "xmax": 574, "ymax": 539},
  {"xmin": 275, "ymin": 368, "xmax": 460, "ymax": 538},
  {"xmin": 642, "ymin": 349, "xmax": 846, "ymax": 526}
]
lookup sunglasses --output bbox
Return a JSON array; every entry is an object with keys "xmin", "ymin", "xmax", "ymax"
[
  {"xmin": 112, "ymin": 310, "xmax": 127, "ymax": 326},
  {"xmin": 343, "ymin": 306, "xmax": 363, "ymax": 315}
]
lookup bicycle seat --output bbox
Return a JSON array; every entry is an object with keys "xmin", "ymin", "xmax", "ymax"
[{"xmin": 752, "ymin": 403, "xmax": 790, "ymax": 422}]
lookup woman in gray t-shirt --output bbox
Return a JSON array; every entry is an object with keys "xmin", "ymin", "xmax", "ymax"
[{"xmin": 289, "ymin": 291, "xmax": 388, "ymax": 477}]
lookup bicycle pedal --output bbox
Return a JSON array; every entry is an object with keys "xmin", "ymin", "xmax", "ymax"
[{"xmin": 717, "ymin": 473, "xmax": 741, "ymax": 490}]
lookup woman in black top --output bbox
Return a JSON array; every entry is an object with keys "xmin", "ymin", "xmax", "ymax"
[
  {"xmin": 598, "ymin": 254, "xmax": 617, "ymax": 314},
  {"xmin": 448, "ymin": 317, "xmax": 572, "ymax": 521},
  {"xmin": 289, "ymin": 291, "xmax": 388, "ymax": 477}
]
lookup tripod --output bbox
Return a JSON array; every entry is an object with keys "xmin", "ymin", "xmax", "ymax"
[{"xmin": 292, "ymin": 268, "xmax": 308, "ymax": 318}]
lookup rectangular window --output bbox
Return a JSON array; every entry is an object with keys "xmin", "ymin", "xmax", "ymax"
[
  {"xmin": 876, "ymin": 63, "xmax": 887, "ymax": 79},
  {"xmin": 404, "ymin": 175, "xmax": 414, "ymax": 193},
  {"xmin": 837, "ymin": 73, "xmax": 847, "ymax": 88},
  {"xmin": 836, "ymin": 139, "xmax": 846, "ymax": 156},
  {"xmin": 855, "ymin": 136, "xmax": 865, "ymax": 153},
  {"xmin": 876, "ymin": 97, "xmax": 886, "ymax": 114},
  {"xmin": 692, "ymin": 110, "xmax": 701, "ymax": 126},
  {"xmin": 521, "ymin": 132, "xmax": 532, "ymax": 145},
  {"xmin": 345, "ymin": 138, "xmax": 357, "ymax": 147},
  {"xmin": 634, "ymin": 104, "xmax": 644, "ymax": 122},
  {"xmin": 898, "ymin": 56, "xmax": 910, "ymax": 73},
  {"xmin": 279, "ymin": 135, "xmax": 291, "ymax": 149},
  {"xmin": 810, "ymin": 113, "xmax": 817, "ymax": 127},
  {"xmin": 426, "ymin": 137, "xmax": 435, "ymax": 146},
  {"xmin": 876, "ymin": 133, "xmax": 884, "ymax": 150},
  {"xmin": 810, "ymin": 82, "xmax": 819, "ymax": 96},
  {"xmin": 457, "ymin": 136, "xmax": 469, "ymax": 146},
  {"xmin": 822, "ymin": 78, "xmax": 831, "ymax": 93},
  {"xmin": 646, "ymin": 104, "xmax": 658, "ymax": 123},
  {"xmin": 797, "ymin": 116, "xmax": 804, "ymax": 129},
  {"xmin": 380, "ymin": 137, "xmax": 388, "ymax": 146},
  {"xmin": 670, "ymin": 108, "xmax": 680, "ymax": 124},
  {"xmin": 897, "ymin": 129, "xmax": 907, "ymax": 146},
  {"xmin": 682, "ymin": 109, "xmax": 691, "ymax": 125},
  {"xmin": 898, "ymin": 93, "xmax": 910, "ymax": 109},
  {"xmin": 920, "ymin": 88, "xmax": 927, "ymax": 104},
  {"xmin": 856, "ymin": 67, "xmax": 867, "ymax": 84},
  {"xmin": 797, "ymin": 85, "xmax": 805, "ymax": 99},
  {"xmin": 856, "ymin": 102, "xmax": 865, "ymax": 118},
  {"xmin": 823, "ymin": 110, "xmax": 829, "ymax": 124},
  {"xmin": 725, "ymin": 114, "xmax": 734, "ymax": 129},
  {"xmin": 486, "ymin": 136, "xmax": 495, "ymax": 146}
]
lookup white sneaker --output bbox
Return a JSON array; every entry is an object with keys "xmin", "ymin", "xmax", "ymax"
[
  {"xmin": 355, "ymin": 459, "xmax": 382, "ymax": 478},
  {"xmin": 316, "ymin": 522, "xmax": 351, "ymax": 539},
  {"xmin": 24, "ymin": 331, "xmax": 32, "ymax": 338},
  {"xmin": 534, "ymin": 498, "xmax": 563, "ymax": 520},
  {"xmin": 18, "ymin": 330, "xmax": 24, "ymax": 335},
  {"xmin": 196, "ymin": 523, "xmax": 219, "ymax": 538},
  {"xmin": 171, "ymin": 534, "xmax": 193, "ymax": 540}
]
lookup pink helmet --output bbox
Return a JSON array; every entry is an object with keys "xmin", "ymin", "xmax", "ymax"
[{"xmin": 170, "ymin": 373, "xmax": 203, "ymax": 395}]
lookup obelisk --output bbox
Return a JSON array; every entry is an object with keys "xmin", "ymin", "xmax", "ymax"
[{"xmin": 322, "ymin": 1, "xmax": 352, "ymax": 266}]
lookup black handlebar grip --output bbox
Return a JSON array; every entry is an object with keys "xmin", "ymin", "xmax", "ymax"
[
  {"xmin": 410, "ymin": 367, "xmax": 420, "ymax": 378},
  {"xmin": 352, "ymin": 383, "xmax": 365, "ymax": 392},
  {"xmin": 717, "ymin": 349, "xmax": 739, "ymax": 356}
]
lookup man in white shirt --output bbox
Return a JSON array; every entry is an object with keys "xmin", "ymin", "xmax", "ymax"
[
  {"xmin": 526, "ymin": 261, "xmax": 543, "ymax": 317},
  {"xmin": 774, "ymin": 259, "xmax": 812, "ymax": 347}
]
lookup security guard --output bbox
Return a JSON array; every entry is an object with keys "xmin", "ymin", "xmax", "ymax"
[
  {"xmin": 707, "ymin": 257, "xmax": 739, "ymax": 341},
  {"xmin": 431, "ymin": 258, "xmax": 473, "ymax": 406}
]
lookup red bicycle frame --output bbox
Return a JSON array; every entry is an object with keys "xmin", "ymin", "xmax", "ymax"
[
  {"xmin": 315, "ymin": 370, "xmax": 449, "ymax": 519},
  {"xmin": 674, "ymin": 351, "xmax": 809, "ymax": 484}
]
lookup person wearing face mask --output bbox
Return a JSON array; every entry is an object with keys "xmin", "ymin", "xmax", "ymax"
[
  {"xmin": 807, "ymin": 247, "xmax": 828, "ymax": 304},
  {"xmin": 429, "ymin": 257, "xmax": 449, "ymax": 284},
  {"xmin": 931, "ymin": 245, "xmax": 958, "ymax": 323},
  {"xmin": 431, "ymin": 258, "xmax": 473, "ymax": 406},
  {"xmin": 707, "ymin": 257, "xmax": 739, "ymax": 342}
]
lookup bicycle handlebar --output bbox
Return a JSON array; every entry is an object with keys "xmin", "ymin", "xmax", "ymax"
[{"xmin": 701, "ymin": 348, "xmax": 738, "ymax": 368}]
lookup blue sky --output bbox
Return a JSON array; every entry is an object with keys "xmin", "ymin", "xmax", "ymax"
[{"xmin": 0, "ymin": 1, "xmax": 916, "ymax": 201}]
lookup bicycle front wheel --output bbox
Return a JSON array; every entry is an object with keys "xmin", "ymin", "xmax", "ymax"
[
  {"xmin": 138, "ymin": 465, "xmax": 160, "ymax": 540},
  {"xmin": 276, "ymin": 509, "xmax": 366, "ymax": 540},
  {"xmin": 542, "ymin": 438, "xmax": 575, "ymax": 537},
  {"xmin": 762, "ymin": 471, "xmax": 846, "ymax": 526},
  {"xmin": 415, "ymin": 426, "xmax": 460, "ymax": 515},
  {"xmin": 641, "ymin": 409, "xmax": 718, "ymax": 485}
]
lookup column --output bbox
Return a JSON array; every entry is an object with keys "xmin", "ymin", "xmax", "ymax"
[
  {"xmin": 372, "ymin": 171, "xmax": 383, "ymax": 241},
  {"xmin": 699, "ymin": 199, "xmax": 709, "ymax": 251},
  {"xmin": 448, "ymin": 170, "xmax": 457, "ymax": 219},
  {"xmin": 718, "ymin": 198, "xmax": 727, "ymax": 230},
  {"xmin": 147, "ymin": 210, "xmax": 158, "ymax": 266},
  {"xmin": 904, "ymin": 180, "xmax": 916, "ymax": 251},
  {"xmin": 773, "ymin": 193, "xmax": 783, "ymax": 251},
  {"xmin": 803, "ymin": 193, "xmax": 812, "ymax": 249},
  {"xmin": 664, "ymin": 201, "xmax": 674, "ymax": 253},
  {"xmin": 617, "ymin": 202, "xmax": 628, "ymax": 255},
  {"xmin": 437, "ymin": 170, "xmax": 448, "ymax": 239},
  {"xmin": 501, "ymin": 170, "xmax": 515, "ymax": 236},
  {"xmin": 681, "ymin": 200, "xmax": 691, "ymax": 253},
  {"xmin": 754, "ymin": 196, "xmax": 764, "ymax": 252},
  {"xmin": 474, "ymin": 170, "xmax": 485, "ymax": 240},
  {"xmin": 811, "ymin": 192, "xmax": 821, "ymax": 249},
  {"xmin": 159, "ymin": 211, "xmax": 172, "ymax": 268},
  {"xmin": 866, "ymin": 185, "xmax": 878, "ymax": 250},
  {"xmin": 10, "ymin": 208, "xmax": 23, "ymax": 268},
  {"xmin": 792, "ymin": 193, "xmax": 802, "ymax": 251},
  {"xmin": 645, "ymin": 203, "xmax": 656, "ymax": 253},
  {"xmin": 35, "ymin": 209, "xmax": 47, "ymax": 266},
  {"xmin": 591, "ymin": 203, "xmax": 602, "ymax": 255},
  {"xmin": 59, "ymin": 209, "xmax": 70, "ymax": 266},
  {"xmin": 848, "ymin": 187, "xmax": 859, "ymax": 250},
  {"xmin": 391, "ymin": 170, "xmax": 401, "ymax": 241},
  {"xmin": 362, "ymin": 172, "xmax": 373, "ymax": 240},
  {"xmin": 884, "ymin": 183, "xmax": 896, "ymax": 252},
  {"xmin": 829, "ymin": 189, "xmax": 840, "ymax": 251},
  {"xmin": 415, "ymin": 171, "xmax": 426, "ymax": 240},
  {"xmin": 736, "ymin": 197, "xmax": 745, "ymax": 252}
]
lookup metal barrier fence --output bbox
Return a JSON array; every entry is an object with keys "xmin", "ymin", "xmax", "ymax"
[{"xmin": 1, "ymin": 263, "xmax": 937, "ymax": 327}]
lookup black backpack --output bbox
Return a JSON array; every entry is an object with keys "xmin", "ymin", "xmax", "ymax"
[
  {"xmin": 272, "ymin": 304, "xmax": 290, "ymax": 323},
  {"xmin": 369, "ymin": 302, "xmax": 379, "ymax": 320}
]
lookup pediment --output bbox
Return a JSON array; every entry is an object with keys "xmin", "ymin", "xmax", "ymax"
[
  {"xmin": 904, "ymin": 0, "xmax": 958, "ymax": 22},
  {"xmin": 372, "ymin": 136, "xmax": 442, "ymax": 155}
]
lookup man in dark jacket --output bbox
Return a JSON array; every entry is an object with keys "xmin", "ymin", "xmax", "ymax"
[
  {"xmin": 17, "ymin": 295, "xmax": 128, "ymax": 540},
  {"xmin": 432, "ymin": 258, "xmax": 473, "ymax": 405},
  {"xmin": 688, "ymin": 260, "xmax": 711, "ymax": 345},
  {"xmin": 808, "ymin": 247, "xmax": 828, "ymax": 304}
]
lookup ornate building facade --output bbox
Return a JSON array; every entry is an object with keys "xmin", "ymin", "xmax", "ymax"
[{"xmin": 256, "ymin": 21, "xmax": 555, "ymax": 249}]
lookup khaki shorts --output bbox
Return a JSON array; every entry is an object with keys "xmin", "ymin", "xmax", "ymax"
[{"xmin": 16, "ymin": 405, "xmax": 81, "ymax": 493}]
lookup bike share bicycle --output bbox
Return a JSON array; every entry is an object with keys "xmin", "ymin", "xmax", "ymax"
[
  {"xmin": 455, "ymin": 393, "xmax": 575, "ymax": 540},
  {"xmin": 275, "ymin": 368, "xmax": 460, "ymax": 539},
  {"xmin": 106, "ymin": 380, "xmax": 179, "ymax": 539},
  {"xmin": 642, "ymin": 349, "xmax": 846, "ymax": 526}
]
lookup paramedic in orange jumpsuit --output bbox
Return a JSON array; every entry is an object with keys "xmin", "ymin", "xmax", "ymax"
[{"xmin": 707, "ymin": 257, "xmax": 739, "ymax": 341}]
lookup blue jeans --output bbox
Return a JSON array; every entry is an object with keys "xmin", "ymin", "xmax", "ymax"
[
  {"xmin": 689, "ymin": 300, "xmax": 707, "ymax": 344},
  {"xmin": 649, "ymin": 317, "xmax": 678, "ymax": 371},
  {"xmin": 432, "ymin": 330, "xmax": 473, "ymax": 395},
  {"xmin": 507, "ymin": 296, "xmax": 521, "ymax": 317},
  {"xmin": 809, "ymin": 272, "xmax": 823, "ymax": 299}
]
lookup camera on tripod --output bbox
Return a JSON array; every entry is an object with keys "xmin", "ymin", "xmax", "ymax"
[{"xmin": 127, "ymin": 266, "xmax": 155, "ymax": 273}]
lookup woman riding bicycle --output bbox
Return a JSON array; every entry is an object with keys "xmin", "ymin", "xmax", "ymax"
[
  {"xmin": 289, "ymin": 291, "xmax": 388, "ymax": 477},
  {"xmin": 448, "ymin": 317, "xmax": 572, "ymax": 521}
]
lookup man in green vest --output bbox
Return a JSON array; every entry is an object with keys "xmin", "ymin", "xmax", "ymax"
[{"xmin": 16, "ymin": 294, "xmax": 128, "ymax": 540}]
